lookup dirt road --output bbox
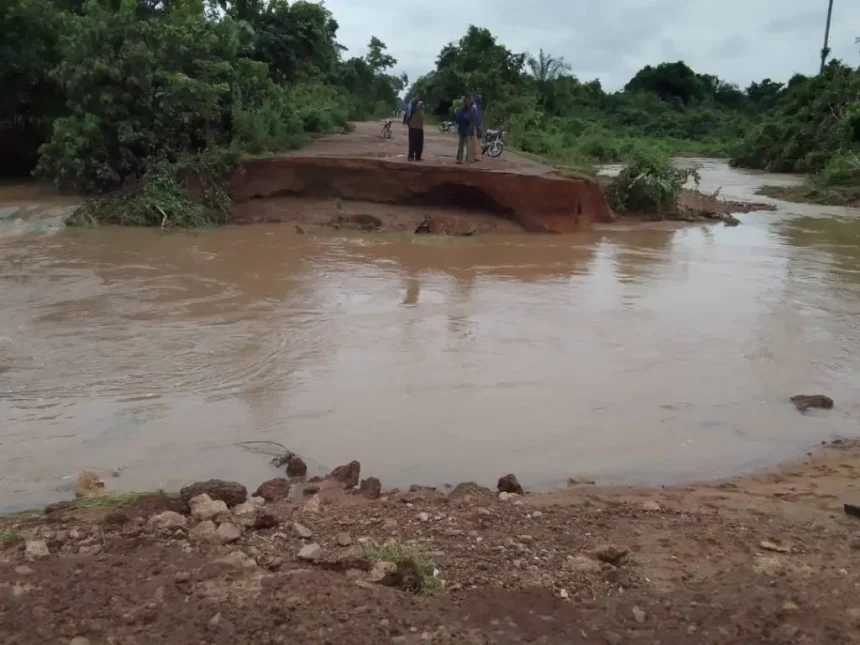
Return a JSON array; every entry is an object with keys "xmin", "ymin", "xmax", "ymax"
[{"xmin": 3, "ymin": 438, "xmax": 860, "ymax": 644}]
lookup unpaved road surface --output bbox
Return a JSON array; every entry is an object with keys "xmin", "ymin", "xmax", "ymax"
[{"xmin": 4, "ymin": 441, "xmax": 860, "ymax": 644}]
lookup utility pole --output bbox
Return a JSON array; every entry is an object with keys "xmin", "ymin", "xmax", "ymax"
[{"xmin": 820, "ymin": 0, "xmax": 834, "ymax": 73}]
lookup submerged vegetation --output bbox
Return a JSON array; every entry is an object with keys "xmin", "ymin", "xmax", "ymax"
[{"xmin": 2, "ymin": 3, "xmax": 858, "ymax": 225}]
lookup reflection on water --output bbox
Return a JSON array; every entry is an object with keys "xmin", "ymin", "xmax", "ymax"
[{"xmin": 2, "ymin": 163, "xmax": 860, "ymax": 511}]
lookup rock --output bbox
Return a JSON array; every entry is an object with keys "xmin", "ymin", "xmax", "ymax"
[
  {"xmin": 417, "ymin": 512, "xmax": 430, "ymax": 522},
  {"xmin": 174, "ymin": 571, "xmax": 191, "ymax": 584},
  {"xmin": 498, "ymin": 492, "xmax": 519, "ymax": 502},
  {"xmin": 448, "ymin": 482, "xmax": 493, "ymax": 500},
  {"xmin": 594, "ymin": 545, "xmax": 629, "ymax": 565},
  {"xmin": 632, "ymin": 606, "xmax": 646, "ymax": 624},
  {"xmin": 208, "ymin": 613, "xmax": 222, "ymax": 627},
  {"xmin": 359, "ymin": 477, "xmax": 382, "ymax": 499},
  {"xmin": 415, "ymin": 214, "xmax": 477, "ymax": 236},
  {"xmin": 568, "ymin": 555, "xmax": 602, "ymax": 573},
  {"xmin": 369, "ymin": 561, "xmax": 398, "ymax": 582},
  {"xmin": 75, "ymin": 471, "xmax": 106, "ymax": 498},
  {"xmin": 180, "ymin": 480, "xmax": 247, "ymax": 508},
  {"xmin": 249, "ymin": 496, "xmax": 265, "ymax": 506},
  {"xmin": 253, "ymin": 478, "xmax": 290, "ymax": 502},
  {"xmin": 791, "ymin": 394, "xmax": 833, "ymax": 412},
  {"xmin": 303, "ymin": 495, "xmax": 321, "ymax": 514},
  {"xmin": 214, "ymin": 551, "xmax": 257, "ymax": 569},
  {"xmin": 641, "ymin": 501, "xmax": 662, "ymax": 512},
  {"xmin": 253, "ymin": 513, "xmax": 277, "ymax": 530},
  {"xmin": 146, "ymin": 511, "xmax": 188, "ymax": 531},
  {"xmin": 327, "ymin": 461, "xmax": 361, "ymax": 489},
  {"xmin": 293, "ymin": 522, "xmax": 313, "ymax": 539},
  {"xmin": 336, "ymin": 532, "xmax": 353, "ymax": 547},
  {"xmin": 759, "ymin": 540, "xmax": 792, "ymax": 554},
  {"xmin": 497, "ymin": 473, "xmax": 524, "ymax": 495},
  {"xmin": 286, "ymin": 457, "xmax": 308, "ymax": 477},
  {"xmin": 24, "ymin": 540, "xmax": 49, "ymax": 561},
  {"xmin": 70, "ymin": 638, "xmax": 91, "ymax": 645},
  {"xmin": 604, "ymin": 631, "xmax": 622, "ymax": 645},
  {"xmin": 15, "ymin": 565, "xmax": 34, "ymax": 575},
  {"xmin": 103, "ymin": 510, "xmax": 130, "ymax": 527},
  {"xmin": 781, "ymin": 601, "xmax": 800, "ymax": 613},
  {"xmin": 216, "ymin": 522, "xmax": 242, "ymax": 544},
  {"xmin": 846, "ymin": 503, "xmax": 860, "ymax": 519},
  {"xmin": 298, "ymin": 543, "xmax": 321, "ymax": 561},
  {"xmin": 567, "ymin": 476, "xmax": 596, "ymax": 487},
  {"xmin": 189, "ymin": 520, "xmax": 219, "ymax": 543},
  {"xmin": 232, "ymin": 502, "xmax": 260, "ymax": 526},
  {"xmin": 189, "ymin": 494, "xmax": 230, "ymax": 522}
]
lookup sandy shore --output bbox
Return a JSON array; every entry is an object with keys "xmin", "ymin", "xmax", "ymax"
[{"xmin": 2, "ymin": 438, "xmax": 860, "ymax": 644}]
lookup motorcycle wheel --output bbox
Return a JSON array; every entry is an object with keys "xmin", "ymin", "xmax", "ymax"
[{"xmin": 487, "ymin": 140, "xmax": 504, "ymax": 157}]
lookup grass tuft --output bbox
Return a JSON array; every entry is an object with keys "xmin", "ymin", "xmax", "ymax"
[{"xmin": 360, "ymin": 541, "xmax": 444, "ymax": 596}]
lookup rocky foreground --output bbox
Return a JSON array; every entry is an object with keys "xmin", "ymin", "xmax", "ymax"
[{"xmin": 3, "ymin": 441, "xmax": 860, "ymax": 644}]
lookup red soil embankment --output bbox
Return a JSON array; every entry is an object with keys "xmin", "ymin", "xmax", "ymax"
[{"xmin": 226, "ymin": 157, "xmax": 615, "ymax": 232}]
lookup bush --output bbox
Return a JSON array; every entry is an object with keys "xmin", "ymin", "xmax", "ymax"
[{"xmin": 606, "ymin": 149, "xmax": 701, "ymax": 213}]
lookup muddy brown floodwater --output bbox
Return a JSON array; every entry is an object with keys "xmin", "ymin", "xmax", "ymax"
[{"xmin": 2, "ymin": 161, "xmax": 860, "ymax": 512}]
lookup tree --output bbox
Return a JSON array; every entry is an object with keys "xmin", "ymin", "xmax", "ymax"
[
  {"xmin": 526, "ymin": 49, "xmax": 572, "ymax": 111},
  {"xmin": 365, "ymin": 36, "xmax": 395, "ymax": 72}
]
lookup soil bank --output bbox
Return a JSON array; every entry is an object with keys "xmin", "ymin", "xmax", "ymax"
[{"xmin": 3, "ymin": 440, "xmax": 860, "ymax": 644}]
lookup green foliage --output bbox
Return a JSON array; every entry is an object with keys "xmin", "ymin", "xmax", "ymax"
[
  {"xmin": 0, "ymin": 530, "xmax": 25, "ymax": 546},
  {"xmin": 606, "ymin": 149, "xmax": 701, "ymax": 214},
  {"xmin": 360, "ymin": 541, "xmax": 443, "ymax": 596}
]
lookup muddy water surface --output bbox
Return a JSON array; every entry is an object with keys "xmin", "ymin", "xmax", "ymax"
[{"xmin": 2, "ymin": 163, "xmax": 860, "ymax": 511}]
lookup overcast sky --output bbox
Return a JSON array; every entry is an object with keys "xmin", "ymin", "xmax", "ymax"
[{"xmin": 322, "ymin": 0, "xmax": 860, "ymax": 91}]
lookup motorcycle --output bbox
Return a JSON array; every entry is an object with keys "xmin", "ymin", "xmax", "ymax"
[
  {"xmin": 481, "ymin": 128, "xmax": 505, "ymax": 158},
  {"xmin": 438, "ymin": 121, "xmax": 456, "ymax": 134},
  {"xmin": 381, "ymin": 120, "xmax": 393, "ymax": 139}
]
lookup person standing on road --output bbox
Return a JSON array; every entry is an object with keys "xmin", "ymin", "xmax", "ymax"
[
  {"xmin": 455, "ymin": 96, "xmax": 475, "ymax": 164},
  {"xmin": 473, "ymin": 93, "xmax": 484, "ymax": 162},
  {"xmin": 405, "ymin": 90, "xmax": 426, "ymax": 161}
]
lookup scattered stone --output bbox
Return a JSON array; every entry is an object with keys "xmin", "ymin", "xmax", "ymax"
[
  {"xmin": 249, "ymin": 496, "xmax": 265, "ymax": 506},
  {"xmin": 214, "ymin": 551, "xmax": 257, "ymax": 569},
  {"xmin": 686, "ymin": 625, "xmax": 698, "ymax": 635},
  {"xmin": 70, "ymin": 638, "xmax": 91, "ymax": 645},
  {"xmin": 558, "ymin": 588, "xmax": 570, "ymax": 599},
  {"xmin": 641, "ymin": 501, "xmax": 662, "ymax": 512},
  {"xmin": 497, "ymin": 473, "xmax": 524, "ymax": 495},
  {"xmin": 531, "ymin": 510, "xmax": 543, "ymax": 518},
  {"xmin": 189, "ymin": 520, "xmax": 219, "ymax": 543},
  {"xmin": 146, "ymin": 511, "xmax": 188, "ymax": 531},
  {"xmin": 286, "ymin": 456, "xmax": 308, "ymax": 477},
  {"xmin": 253, "ymin": 478, "xmax": 290, "ymax": 502},
  {"xmin": 448, "ymin": 482, "xmax": 493, "ymax": 499},
  {"xmin": 298, "ymin": 543, "xmax": 321, "ymax": 561},
  {"xmin": 369, "ymin": 561, "xmax": 398, "ymax": 582},
  {"xmin": 292, "ymin": 522, "xmax": 313, "ymax": 539},
  {"xmin": 328, "ymin": 461, "xmax": 361, "ymax": 489},
  {"xmin": 781, "ymin": 601, "xmax": 800, "ymax": 613},
  {"xmin": 759, "ymin": 540, "xmax": 792, "ymax": 554},
  {"xmin": 567, "ymin": 476, "xmax": 596, "ymax": 487},
  {"xmin": 498, "ymin": 492, "xmax": 519, "ymax": 502},
  {"xmin": 232, "ymin": 502, "xmax": 260, "ymax": 526},
  {"xmin": 15, "ymin": 565, "xmax": 34, "ymax": 576},
  {"xmin": 24, "ymin": 540, "xmax": 49, "ymax": 561},
  {"xmin": 189, "ymin": 494, "xmax": 229, "ymax": 522},
  {"xmin": 417, "ymin": 512, "xmax": 430, "ymax": 522},
  {"xmin": 180, "ymin": 480, "xmax": 247, "ymax": 508},
  {"xmin": 632, "ymin": 606, "xmax": 647, "ymax": 624},
  {"xmin": 791, "ymin": 394, "xmax": 833, "ymax": 412},
  {"xmin": 604, "ymin": 631, "xmax": 623, "ymax": 645},
  {"xmin": 75, "ymin": 471, "xmax": 106, "ymax": 498},
  {"xmin": 359, "ymin": 477, "xmax": 382, "ymax": 499},
  {"xmin": 174, "ymin": 571, "xmax": 191, "ymax": 584},
  {"xmin": 336, "ymin": 532, "xmax": 353, "ymax": 547},
  {"xmin": 208, "ymin": 613, "xmax": 222, "ymax": 627},
  {"xmin": 216, "ymin": 522, "xmax": 242, "ymax": 544},
  {"xmin": 594, "ymin": 545, "xmax": 629, "ymax": 565}
]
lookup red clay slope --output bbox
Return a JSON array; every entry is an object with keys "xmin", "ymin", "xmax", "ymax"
[{"xmin": 226, "ymin": 157, "xmax": 615, "ymax": 232}]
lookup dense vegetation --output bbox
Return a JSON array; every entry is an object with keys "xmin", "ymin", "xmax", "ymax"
[
  {"xmin": 3, "ymin": 4, "xmax": 858, "ymax": 225},
  {"xmin": 0, "ymin": 0, "xmax": 405, "ymax": 224},
  {"xmin": 409, "ymin": 27, "xmax": 860, "ymax": 207}
]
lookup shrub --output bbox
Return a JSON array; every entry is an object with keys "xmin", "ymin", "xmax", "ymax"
[{"xmin": 606, "ymin": 149, "xmax": 701, "ymax": 213}]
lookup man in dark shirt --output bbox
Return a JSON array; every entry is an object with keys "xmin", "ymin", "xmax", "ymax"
[{"xmin": 404, "ymin": 90, "xmax": 426, "ymax": 161}]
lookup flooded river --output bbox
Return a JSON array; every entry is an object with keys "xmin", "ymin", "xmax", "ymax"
[{"xmin": 2, "ymin": 162, "xmax": 860, "ymax": 511}]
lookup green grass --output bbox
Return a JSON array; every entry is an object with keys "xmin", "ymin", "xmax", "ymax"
[
  {"xmin": 68, "ymin": 490, "xmax": 178, "ymax": 511},
  {"xmin": 0, "ymin": 530, "xmax": 24, "ymax": 546},
  {"xmin": 757, "ymin": 183, "xmax": 860, "ymax": 207},
  {"xmin": 360, "ymin": 541, "xmax": 444, "ymax": 596}
]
